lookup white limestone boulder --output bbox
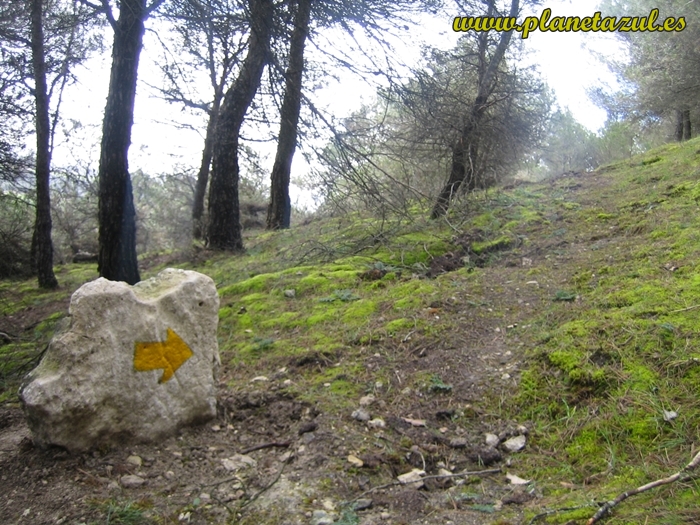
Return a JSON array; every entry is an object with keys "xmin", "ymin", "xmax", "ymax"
[{"xmin": 20, "ymin": 268, "xmax": 220, "ymax": 452}]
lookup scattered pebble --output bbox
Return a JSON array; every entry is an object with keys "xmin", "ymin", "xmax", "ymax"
[
  {"xmin": 199, "ymin": 492, "xmax": 211, "ymax": 502},
  {"xmin": 506, "ymin": 473, "xmax": 530, "ymax": 485},
  {"xmin": 397, "ymin": 469, "xmax": 425, "ymax": 489},
  {"xmin": 250, "ymin": 376, "xmax": 269, "ymax": 382},
  {"xmin": 298, "ymin": 422, "xmax": 318, "ymax": 435},
  {"xmin": 503, "ymin": 435, "xmax": 527, "ymax": 452},
  {"xmin": 164, "ymin": 471, "xmax": 175, "ymax": 480},
  {"xmin": 126, "ymin": 455, "xmax": 142, "ymax": 467},
  {"xmin": 352, "ymin": 408, "xmax": 371, "ymax": 422},
  {"xmin": 210, "ymin": 424, "xmax": 221, "ymax": 432},
  {"xmin": 663, "ymin": 410, "xmax": 678, "ymax": 422},
  {"xmin": 120, "ymin": 475, "xmax": 146, "ymax": 488},
  {"xmin": 380, "ymin": 511, "xmax": 391, "ymax": 520},
  {"xmin": 284, "ymin": 289, "xmax": 296, "ymax": 298},
  {"xmin": 359, "ymin": 395, "xmax": 375, "ymax": 406},
  {"xmin": 449, "ymin": 437, "xmax": 468, "ymax": 448},
  {"xmin": 367, "ymin": 418, "xmax": 385, "ymax": 429},
  {"xmin": 484, "ymin": 433, "xmax": 498, "ymax": 447},
  {"xmin": 468, "ymin": 446, "xmax": 502, "ymax": 466},
  {"xmin": 347, "ymin": 455, "xmax": 364, "ymax": 467},
  {"xmin": 353, "ymin": 498, "xmax": 373, "ymax": 511},
  {"xmin": 311, "ymin": 510, "xmax": 334, "ymax": 525},
  {"xmin": 221, "ymin": 454, "xmax": 257, "ymax": 472}
]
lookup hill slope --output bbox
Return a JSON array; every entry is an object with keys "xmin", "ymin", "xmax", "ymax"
[{"xmin": 2, "ymin": 138, "xmax": 700, "ymax": 524}]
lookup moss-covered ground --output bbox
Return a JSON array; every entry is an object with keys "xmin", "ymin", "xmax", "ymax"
[{"xmin": 4, "ymin": 138, "xmax": 700, "ymax": 523}]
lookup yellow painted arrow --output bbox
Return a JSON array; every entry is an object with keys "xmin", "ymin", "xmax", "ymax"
[{"xmin": 134, "ymin": 328, "xmax": 193, "ymax": 383}]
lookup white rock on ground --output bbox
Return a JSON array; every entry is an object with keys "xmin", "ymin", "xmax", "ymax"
[{"xmin": 20, "ymin": 268, "xmax": 220, "ymax": 452}]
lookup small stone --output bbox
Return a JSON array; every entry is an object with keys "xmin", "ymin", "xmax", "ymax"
[
  {"xmin": 347, "ymin": 455, "xmax": 364, "ymax": 467},
  {"xmin": 352, "ymin": 408, "xmax": 371, "ymax": 422},
  {"xmin": 506, "ymin": 472, "xmax": 530, "ymax": 485},
  {"xmin": 120, "ymin": 475, "xmax": 146, "ymax": 488},
  {"xmin": 359, "ymin": 395, "xmax": 375, "ymax": 406},
  {"xmin": 468, "ymin": 446, "xmax": 502, "ymax": 466},
  {"xmin": 107, "ymin": 481, "xmax": 120, "ymax": 490},
  {"xmin": 322, "ymin": 499, "xmax": 335, "ymax": 511},
  {"xmin": 284, "ymin": 289, "xmax": 296, "ymax": 298},
  {"xmin": 199, "ymin": 492, "xmax": 211, "ymax": 502},
  {"xmin": 380, "ymin": 511, "xmax": 391, "ymax": 520},
  {"xmin": 299, "ymin": 421, "xmax": 318, "ymax": 435},
  {"xmin": 367, "ymin": 418, "xmax": 385, "ymax": 429},
  {"xmin": 211, "ymin": 424, "xmax": 221, "ymax": 432},
  {"xmin": 397, "ymin": 468, "xmax": 425, "ymax": 488},
  {"xmin": 311, "ymin": 510, "xmax": 334, "ymax": 525},
  {"xmin": 501, "ymin": 373, "xmax": 511, "ymax": 380},
  {"xmin": 503, "ymin": 435, "xmax": 527, "ymax": 452},
  {"xmin": 449, "ymin": 437, "xmax": 468, "ymax": 448},
  {"xmin": 164, "ymin": 471, "xmax": 175, "ymax": 480},
  {"xmin": 126, "ymin": 455, "xmax": 142, "ymax": 467},
  {"xmin": 663, "ymin": 410, "xmax": 678, "ymax": 422},
  {"xmin": 353, "ymin": 498, "xmax": 373, "ymax": 511},
  {"xmin": 283, "ymin": 379, "xmax": 292, "ymax": 386},
  {"xmin": 250, "ymin": 376, "xmax": 269, "ymax": 382},
  {"xmin": 279, "ymin": 451, "xmax": 293, "ymax": 463},
  {"xmin": 485, "ymin": 433, "xmax": 499, "ymax": 447},
  {"xmin": 221, "ymin": 454, "xmax": 257, "ymax": 471},
  {"xmin": 375, "ymin": 381, "xmax": 383, "ymax": 390}
]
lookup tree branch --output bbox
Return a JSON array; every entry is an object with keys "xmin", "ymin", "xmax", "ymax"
[{"xmin": 587, "ymin": 450, "xmax": 700, "ymax": 524}]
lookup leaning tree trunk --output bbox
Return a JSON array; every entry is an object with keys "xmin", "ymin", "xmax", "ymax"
[
  {"xmin": 267, "ymin": 0, "xmax": 311, "ymax": 230},
  {"xmin": 191, "ymin": 94, "xmax": 222, "ymax": 240},
  {"xmin": 97, "ymin": 0, "xmax": 146, "ymax": 284},
  {"xmin": 30, "ymin": 0, "xmax": 58, "ymax": 289},
  {"xmin": 207, "ymin": 0, "xmax": 273, "ymax": 250},
  {"xmin": 430, "ymin": 0, "xmax": 519, "ymax": 219}
]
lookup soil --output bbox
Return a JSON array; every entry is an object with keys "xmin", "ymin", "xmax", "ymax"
[
  {"xmin": 0, "ymin": 177, "xmax": 594, "ymax": 524},
  {"xmin": 0, "ymin": 271, "xmax": 551, "ymax": 525}
]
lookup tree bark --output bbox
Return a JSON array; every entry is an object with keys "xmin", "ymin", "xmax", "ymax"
[
  {"xmin": 207, "ymin": 0, "xmax": 273, "ymax": 250},
  {"xmin": 30, "ymin": 0, "xmax": 58, "ymax": 289},
  {"xmin": 191, "ymin": 94, "xmax": 221, "ymax": 239},
  {"xmin": 430, "ymin": 0, "xmax": 519, "ymax": 219},
  {"xmin": 97, "ymin": 0, "xmax": 146, "ymax": 284},
  {"xmin": 675, "ymin": 109, "xmax": 684, "ymax": 142},
  {"xmin": 267, "ymin": 0, "xmax": 311, "ymax": 230},
  {"xmin": 682, "ymin": 109, "xmax": 691, "ymax": 141}
]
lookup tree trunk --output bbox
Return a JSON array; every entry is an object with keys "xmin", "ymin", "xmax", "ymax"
[
  {"xmin": 430, "ymin": 0, "xmax": 519, "ymax": 219},
  {"xmin": 682, "ymin": 109, "xmax": 691, "ymax": 141},
  {"xmin": 30, "ymin": 0, "xmax": 58, "ymax": 289},
  {"xmin": 207, "ymin": 0, "xmax": 273, "ymax": 250},
  {"xmin": 675, "ymin": 110, "xmax": 684, "ymax": 142},
  {"xmin": 97, "ymin": 0, "xmax": 145, "ymax": 284},
  {"xmin": 191, "ymin": 95, "xmax": 221, "ymax": 240},
  {"xmin": 267, "ymin": 0, "xmax": 311, "ymax": 230}
]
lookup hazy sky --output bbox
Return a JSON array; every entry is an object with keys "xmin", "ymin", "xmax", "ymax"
[{"xmin": 58, "ymin": 0, "xmax": 619, "ymax": 190}]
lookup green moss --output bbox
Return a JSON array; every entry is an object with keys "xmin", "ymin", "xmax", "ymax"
[
  {"xmin": 342, "ymin": 299, "xmax": 376, "ymax": 326},
  {"xmin": 470, "ymin": 235, "xmax": 512, "ymax": 255},
  {"xmin": 385, "ymin": 318, "xmax": 414, "ymax": 334}
]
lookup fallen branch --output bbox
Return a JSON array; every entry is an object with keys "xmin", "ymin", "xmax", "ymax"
[
  {"xmin": 586, "ymin": 450, "xmax": 700, "ymax": 524},
  {"xmin": 350, "ymin": 467, "xmax": 502, "ymax": 502},
  {"xmin": 240, "ymin": 441, "xmax": 291, "ymax": 454}
]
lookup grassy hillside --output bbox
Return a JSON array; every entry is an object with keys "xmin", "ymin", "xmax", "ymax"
[{"xmin": 3, "ymin": 137, "xmax": 700, "ymax": 524}]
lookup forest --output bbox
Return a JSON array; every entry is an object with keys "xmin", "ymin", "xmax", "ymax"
[
  {"xmin": 0, "ymin": 0, "xmax": 696, "ymax": 286},
  {"xmin": 2, "ymin": 0, "xmax": 700, "ymax": 524}
]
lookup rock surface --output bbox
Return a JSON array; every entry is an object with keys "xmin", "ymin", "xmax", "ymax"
[{"xmin": 20, "ymin": 268, "xmax": 220, "ymax": 452}]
